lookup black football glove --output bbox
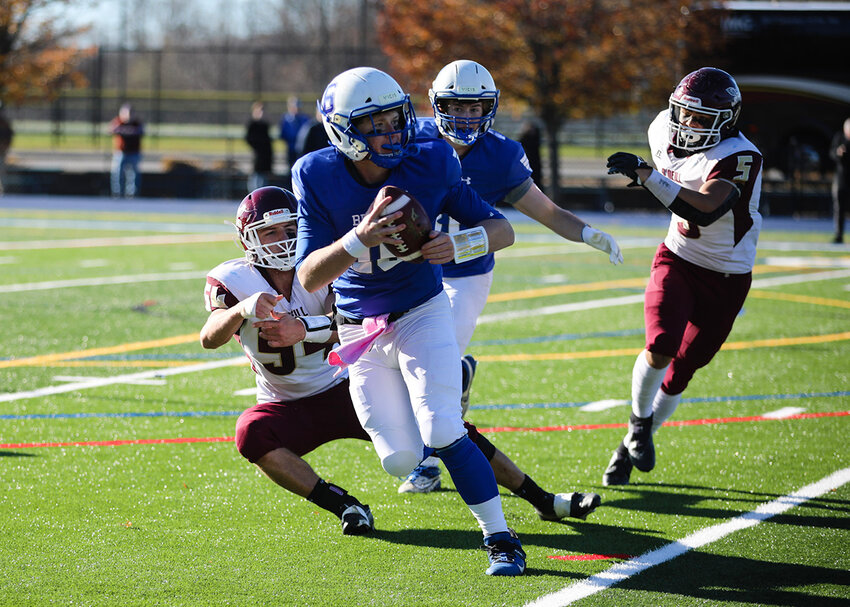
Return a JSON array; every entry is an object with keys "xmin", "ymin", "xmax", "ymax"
[{"xmin": 606, "ymin": 152, "xmax": 651, "ymax": 186}]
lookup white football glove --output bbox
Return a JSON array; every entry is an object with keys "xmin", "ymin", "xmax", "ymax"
[{"xmin": 581, "ymin": 226, "xmax": 623, "ymax": 265}]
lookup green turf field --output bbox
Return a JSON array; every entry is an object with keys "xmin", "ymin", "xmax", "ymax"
[{"xmin": 1, "ymin": 204, "xmax": 848, "ymax": 606}]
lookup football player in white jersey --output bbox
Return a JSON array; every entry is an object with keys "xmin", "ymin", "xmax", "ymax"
[
  {"xmin": 603, "ymin": 67, "xmax": 763, "ymax": 485},
  {"xmin": 204, "ymin": 186, "xmax": 607, "ymax": 544},
  {"xmin": 201, "ymin": 186, "xmax": 379, "ymax": 536}
]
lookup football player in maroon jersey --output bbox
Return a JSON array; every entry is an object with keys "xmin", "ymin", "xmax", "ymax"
[
  {"xmin": 201, "ymin": 186, "xmax": 601, "ymax": 542},
  {"xmin": 603, "ymin": 68, "xmax": 764, "ymax": 485}
]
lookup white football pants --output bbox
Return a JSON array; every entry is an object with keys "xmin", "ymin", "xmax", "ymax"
[
  {"xmin": 340, "ymin": 291, "xmax": 464, "ymax": 478},
  {"xmin": 443, "ymin": 270, "xmax": 494, "ymax": 354}
]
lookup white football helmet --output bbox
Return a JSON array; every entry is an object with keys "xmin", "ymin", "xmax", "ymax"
[
  {"xmin": 319, "ymin": 67, "xmax": 417, "ymax": 168},
  {"xmin": 234, "ymin": 186, "xmax": 299, "ymax": 271},
  {"xmin": 429, "ymin": 60, "xmax": 500, "ymax": 146}
]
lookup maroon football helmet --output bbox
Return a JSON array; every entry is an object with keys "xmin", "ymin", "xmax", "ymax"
[
  {"xmin": 668, "ymin": 67, "xmax": 742, "ymax": 152},
  {"xmin": 234, "ymin": 186, "xmax": 299, "ymax": 270}
]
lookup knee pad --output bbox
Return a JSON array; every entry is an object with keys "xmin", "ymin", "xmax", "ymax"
[
  {"xmin": 424, "ymin": 416, "xmax": 465, "ymax": 450},
  {"xmin": 381, "ymin": 450, "xmax": 421, "ymax": 477}
]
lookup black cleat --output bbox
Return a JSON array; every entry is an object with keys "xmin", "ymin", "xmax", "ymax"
[
  {"xmin": 602, "ymin": 443, "xmax": 633, "ymax": 486},
  {"xmin": 341, "ymin": 504, "xmax": 374, "ymax": 536},
  {"xmin": 536, "ymin": 492, "xmax": 602, "ymax": 521},
  {"xmin": 626, "ymin": 412, "xmax": 655, "ymax": 472}
]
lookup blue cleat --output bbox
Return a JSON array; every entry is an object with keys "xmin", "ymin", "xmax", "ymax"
[{"xmin": 483, "ymin": 529, "xmax": 526, "ymax": 576}]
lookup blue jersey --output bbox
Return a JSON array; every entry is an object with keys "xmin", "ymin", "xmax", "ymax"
[
  {"xmin": 292, "ymin": 140, "xmax": 506, "ymax": 319},
  {"xmin": 416, "ymin": 118, "xmax": 533, "ymax": 278}
]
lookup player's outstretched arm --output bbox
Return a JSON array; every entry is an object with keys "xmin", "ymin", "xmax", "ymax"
[
  {"xmin": 513, "ymin": 184, "xmax": 622, "ymax": 264},
  {"xmin": 606, "ymin": 151, "xmax": 740, "ymax": 226}
]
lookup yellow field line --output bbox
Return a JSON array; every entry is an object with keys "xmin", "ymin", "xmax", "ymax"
[
  {"xmin": 476, "ymin": 331, "xmax": 850, "ymax": 362},
  {"xmin": 483, "ymin": 265, "xmax": 811, "ymax": 304},
  {"xmin": 486, "ymin": 278, "xmax": 648, "ymax": 303},
  {"xmin": 748, "ymin": 290, "xmax": 850, "ymax": 309},
  {"xmin": 0, "ymin": 333, "xmax": 200, "ymax": 369}
]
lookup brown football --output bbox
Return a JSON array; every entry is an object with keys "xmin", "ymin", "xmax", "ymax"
[{"xmin": 377, "ymin": 185, "xmax": 432, "ymax": 263}]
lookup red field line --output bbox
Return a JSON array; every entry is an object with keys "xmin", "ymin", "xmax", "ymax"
[
  {"xmin": 1, "ymin": 411, "xmax": 846, "ymax": 450},
  {"xmin": 481, "ymin": 410, "xmax": 849, "ymax": 434}
]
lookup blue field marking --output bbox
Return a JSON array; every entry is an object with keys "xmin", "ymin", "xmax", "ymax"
[{"xmin": 2, "ymin": 391, "xmax": 847, "ymax": 421}]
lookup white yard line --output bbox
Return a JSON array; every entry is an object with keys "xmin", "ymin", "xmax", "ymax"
[
  {"xmin": 524, "ymin": 467, "xmax": 850, "ymax": 607},
  {"xmin": 0, "ymin": 357, "xmax": 246, "ymax": 403},
  {"xmin": 579, "ymin": 399, "xmax": 630, "ymax": 412},
  {"xmin": 6, "ymin": 270, "xmax": 207, "ymax": 292},
  {"xmin": 761, "ymin": 406, "xmax": 807, "ymax": 419},
  {"xmin": 0, "ymin": 233, "xmax": 232, "ymax": 250},
  {"xmin": 478, "ymin": 269, "xmax": 850, "ymax": 324}
]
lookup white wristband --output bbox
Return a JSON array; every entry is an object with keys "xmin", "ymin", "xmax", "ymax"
[
  {"xmin": 340, "ymin": 228, "xmax": 369, "ymax": 259},
  {"xmin": 240, "ymin": 292, "xmax": 264, "ymax": 319},
  {"xmin": 296, "ymin": 315, "xmax": 334, "ymax": 343},
  {"xmin": 449, "ymin": 226, "xmax": 489, "ymax": 264},
  {"xmin": 643, "ymin": 170, "xmax": 681, "ymax": 208}
]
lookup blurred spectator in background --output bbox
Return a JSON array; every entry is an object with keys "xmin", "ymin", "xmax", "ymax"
[
  {"xmin": 518, "ymin": 120, "xmax": 542, "ymax": 187},
  {"xmin": 109, "ymin": 103, "xmax": 144, "ymax": 198},
  {"xmin": 245, "ymin": 101, "xmax": 274, "ymax": 192},
  {"xmin": 294, "ymin": 107, "xmax": 329, "ymax": 158},
  {"xmin": 830, "ymin": 117, "xmax": 850, "ymax": 244},
  {"xmin": 279, "ymin": 96, "xmax": 309, "ymax": 170},
  {"xmin": 0, "ymin": 103, "xmax": 13, "ymax": 196}
]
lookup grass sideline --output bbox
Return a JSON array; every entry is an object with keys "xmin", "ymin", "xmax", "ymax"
[{"xmin": 1, "ymin": 204, "xmax": 848, "ymax": 606}]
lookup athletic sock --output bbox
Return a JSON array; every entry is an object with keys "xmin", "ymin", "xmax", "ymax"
[
  {"xmin": 651, "ymin": 390, "xmax": 683, "ymax": 432},
  {"xmin": 513, "ymin": 474, "xmax": 555, "ymax": 515},
  {"xmin": 306, "ymin": 479, "xmax": 359, "ymax": 518},
  {"xmin": 631, "ymin": 351, "xmax": 668, "ymax": 418},
  {"xmin": 436, "ymin": 436, "xmax": 506, "ymax": 535}
]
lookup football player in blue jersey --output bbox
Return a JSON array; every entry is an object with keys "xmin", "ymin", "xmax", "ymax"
[
  {"xmin": 293, "ymin": 67, "xmax": 526, "ymax": 576},
  {"xmin": 400, "ymin": 59, "xmax": 621, "ymax": 497}
]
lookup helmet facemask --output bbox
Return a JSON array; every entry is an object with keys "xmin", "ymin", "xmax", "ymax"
[
  {"xmin": 432, "ymin": 97, "xmax": 498, "ymax": 146},
  {"xmin": 346, "ymin": 104, "xmax": 418, "ymax": 168},
  {"xmin": 239, "ymin": 208, "xmax": 298, "ymax": 271},
  {"xmin": 668, "ymin": 98, "xmax": 734, "ymax": 152}
]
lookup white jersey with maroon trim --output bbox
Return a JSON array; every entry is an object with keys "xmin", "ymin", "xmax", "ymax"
[
  {"xmin": 647, "ymin": 110, "xmax": 763, "ymax": 274},
  {"xmin": 204, "ymin": 258, "xmax": 342, "ymax": 401}
]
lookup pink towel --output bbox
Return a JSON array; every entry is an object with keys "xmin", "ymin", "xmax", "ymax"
[{"xmin": 328, "ymin": 314, "xmax": 392, "ymax": 374}]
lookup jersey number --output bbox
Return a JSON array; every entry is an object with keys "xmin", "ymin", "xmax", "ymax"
[
  {"xmin": 677, "ymin": 220, "xmax": 700, "ymax": 239},
  {"xmin": 243, "ymin": 331, "xmax": 332, "ymax": 376},
  {"xmin": 735, "ymin": 155, "xmax": 753, "ymax": 182}
]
